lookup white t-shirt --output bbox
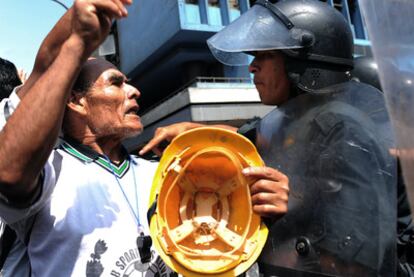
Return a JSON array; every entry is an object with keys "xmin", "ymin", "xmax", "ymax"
[
  {"xmin": 0, "ymin": 86, "xmax": 20, "ymax": 127},
  {"xmin": 0, "ymin": 137, "xmax": 175, "ymax": 277},
  {"xmin": 0, "ymin": 86, "xmax": 31, "ymax": 277}
]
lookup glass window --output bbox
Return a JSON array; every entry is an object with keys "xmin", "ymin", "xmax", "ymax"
[
  {"xmin": 208, "ymin": 0, "xmax": 220, "ymax": 7},
  {"xmin": 230, "ymin": 0, "xmax": 239, "ymax": 9}
]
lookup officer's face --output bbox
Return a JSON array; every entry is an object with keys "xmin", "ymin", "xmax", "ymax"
[{"xmin": 249, "ymin": 51, "xmax": 290, "ymax": 105}]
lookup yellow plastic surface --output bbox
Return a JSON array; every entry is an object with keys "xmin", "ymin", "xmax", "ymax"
[{"xmin": 149, "ymin": 127, "xmax": 269, "ymax": 276}]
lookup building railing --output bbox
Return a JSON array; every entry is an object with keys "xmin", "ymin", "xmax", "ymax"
[
  {"xmin": 194, "ymin": 76, "xmax": 252, "ymax": 83},
  {"xmin": 141, "ymin": 76, "xmax": 253, "ymax": 114}
]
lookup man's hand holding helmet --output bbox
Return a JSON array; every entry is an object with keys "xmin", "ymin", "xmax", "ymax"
[
  {"xmin": 141, "ymin": 123, "xmax": 289, "ymax": 221},
  {"xmin": 148, "ymin": 127, "xmax": 289, "ymax": 276},
  {"xmin": 243, "ymin": 166, "xmax": 289, "ymax": 219}
]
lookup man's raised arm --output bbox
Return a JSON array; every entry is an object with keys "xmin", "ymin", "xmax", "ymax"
[
  {"xmin": 22, "ymin": 0, "xmax": 129, "ymax": 97},
  {"xmin": 19, "ymin": 7, "xmax": 75, "ymax": 96},
  {"xmin": 0, "ymin": 0, "xmax": 131, "ymax": 204}
]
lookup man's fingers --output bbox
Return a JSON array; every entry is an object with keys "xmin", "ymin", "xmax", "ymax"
[
  {"xmin": 109, "ymin": 0, "xmax": 129, "ymax": 16},
  {"xmin": 18, "ymin": 69, "xmax": 27, "ymax": 84},
  {"xmin": 93, "ymin": 0, "xmax": 127, "ymax": 18},
  {"xmin": 242, "ymin": 166, "xmax": 288, "ymax": 182},
  {"xmin": 139, "ymin": 127, "xmax": 174, "ymax": 155},
  {"xmin": 250, "ymin": 179, "xmax": 289, "ymax": 195},
  {"xmin": 251, "ymin": 191, "xmax": 275, "ymax": 205},
  {"xmin": 81, "ymin": 0, "xmax": 129, "ymax": 20},
  {"xmin": 252, "ymin": 203, "xmax": 288, "ymax": 218},
  {"xmin": 152, "ymin": 146, "xmax": 163, "ymax": 157},
  {"xmin": 120, "ymin": 0, "xmax": 133, "ymax": 6},
  {"xmin": 390, "ymin": 147, "xmax": 414, "ymax": 159},
  {"xmin": 251, "ymin": 190, "xmax": 289, "ymax": 205},
  {"xmin": 139, "ymin": 139, "xmax": 157, "ymax": 155},
  {"xmin": 244, "ymin": 166, "xmax": 289, "ymax": 218},
  {"xmin": 139, "ymin": 137, "xmax": 164, "ymax": 155}
]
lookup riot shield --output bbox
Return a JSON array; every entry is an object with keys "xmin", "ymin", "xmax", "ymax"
[
  {"xmin": 255, "ymin": 81, "xmax": 397, "ymax": 276},
  {"xmin": 358, "ymin": 0, "xmax": 414, "ymax": 221}
]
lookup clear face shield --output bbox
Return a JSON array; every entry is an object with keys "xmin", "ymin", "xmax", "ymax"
[
  {"xmin": 207, "ymin": 0, "xmax": 306, "ymax": 66},
  {"xmin": 359, "ymin": 0, "xmax": 414, "ymax": 218}
]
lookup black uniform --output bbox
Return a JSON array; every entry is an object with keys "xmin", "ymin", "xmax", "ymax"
[
  {"xmin": 208, "ymin": 0, "xmax": 398, "ymax": 275},
  {"xmin": 241, "ymin": 81, "xmax": 397, "ymax": 276}
]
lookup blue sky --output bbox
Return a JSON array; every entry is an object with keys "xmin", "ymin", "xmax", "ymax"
[{"xmin": 0, "ymin": 0, "xmax": 72, "ymax": 73}]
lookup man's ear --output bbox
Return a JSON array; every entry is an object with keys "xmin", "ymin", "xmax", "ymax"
[{"xmin": 67, "ymin": 92, "xmax": 87, "ymax": 115}]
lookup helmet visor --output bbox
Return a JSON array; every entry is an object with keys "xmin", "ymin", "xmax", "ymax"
[{"xmin": 207, "ymin": 4, "xmax": 304, "ymax": 66}]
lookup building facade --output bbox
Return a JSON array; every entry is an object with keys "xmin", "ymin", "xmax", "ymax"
[{"xmin": 104, "ymin": 0, "xmax": 372, "ymax": 150}]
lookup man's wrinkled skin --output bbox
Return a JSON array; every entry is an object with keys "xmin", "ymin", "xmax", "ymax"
[{"xmin": 0, "ymin": 0, "xmax": 132, "ymax": 207}]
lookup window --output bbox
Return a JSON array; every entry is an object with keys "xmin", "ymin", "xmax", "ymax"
[
  {"xmin": 230, "ymin": 0, "xmax": 240, "ymax": 9},
  {"xmin": 208, "ymin": 0, "xmax": 220, "ymax": 7}
]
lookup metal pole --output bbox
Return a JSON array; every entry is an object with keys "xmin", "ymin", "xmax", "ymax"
[{"xmin": 51, "ymin": 0, "xmax": 69, "ymax": 10}]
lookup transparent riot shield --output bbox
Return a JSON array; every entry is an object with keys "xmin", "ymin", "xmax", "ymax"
[
  {"xmin": 359, "ymin": 0, "xmax": 414, "ymax": 221},
  {"xmin": 255, "ymin": 81, "xmax": 397, "ymax": 276}
]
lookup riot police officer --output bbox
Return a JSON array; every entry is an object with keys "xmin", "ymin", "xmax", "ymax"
[
  {"xmin": 141, "ymin": 0, "xmax": 397, "ymax": 276},
  {"xmin": 207, "ymin": 1, "xmax": 397, "ymax": 276}
]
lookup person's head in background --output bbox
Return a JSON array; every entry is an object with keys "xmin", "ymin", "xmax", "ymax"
[
  {"xmin": 0, "ymin": 57, "xmax": 22, "ymax": 101},
  {"xmin": 350, "ymin": 56, "xmax": 382, "ymax": 91}
]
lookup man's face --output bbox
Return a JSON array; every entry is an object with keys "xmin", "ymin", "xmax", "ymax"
[
  {"xmin": 248, "ymin": 51, "xmax": 290, "ymax": 105},
  {"xmin": 81, "ymin": 59, "xmax": 142, "ymax": 140}
]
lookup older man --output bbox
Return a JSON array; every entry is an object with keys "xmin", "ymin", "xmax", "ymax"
[
  {"xmin": 0, "ymin": 0, "xmax": 288, "ymax": 276},
  {"xmin": 0, "ymin": 7, "xmax": 92, "ymax": 276},
  {"xmin": 0, "ymin": 0, "xmax": 174, "ymax": 275}
]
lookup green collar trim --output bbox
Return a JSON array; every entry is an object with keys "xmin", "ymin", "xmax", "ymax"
[
  {"xmin": 61, "ymin": 142, "xmax": 93, "ymax": 163},
  {"xmin": 60, "ymin": 140, "xmax": 130, "ymax": 178},
  {"xmin": 95, "ymin": 156, "xmax": 130, "ymax": 178}
]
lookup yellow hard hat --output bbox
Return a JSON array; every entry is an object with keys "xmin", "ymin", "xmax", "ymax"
[{"xmin": 148, "ymin": 127, "xmax": 268, "ymax": 276}]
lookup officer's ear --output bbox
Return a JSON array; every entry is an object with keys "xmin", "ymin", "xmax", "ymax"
[{"xmin": 67, "ymin": 91, "xmax": 87, "ymax": 116}]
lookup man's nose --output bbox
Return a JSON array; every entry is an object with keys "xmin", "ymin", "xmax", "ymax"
[
  {"xmin": 127, "ymin": 85, "xmax": 141, "ymax": 99},
  {"xmin": 249, "ymin": 58, "xmax": 259, "ymax": 74}
]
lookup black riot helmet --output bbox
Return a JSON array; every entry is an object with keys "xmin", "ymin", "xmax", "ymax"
[
  {"xmin": 207, "ymin": 0, "xmax": 354, "ymax": 92},
  {"xmin": 351, "ymin": 56, "xmax": 382, "ymax": 90}
]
